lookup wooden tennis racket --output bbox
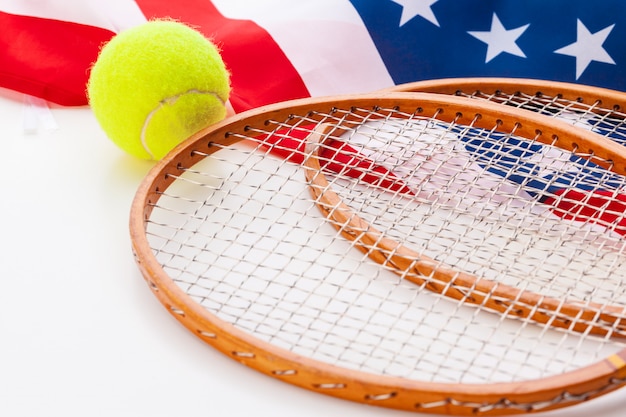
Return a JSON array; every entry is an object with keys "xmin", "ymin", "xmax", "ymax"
[{"xmin": 130, "ymin": 92, "xmax": 626, "ymax": 415}]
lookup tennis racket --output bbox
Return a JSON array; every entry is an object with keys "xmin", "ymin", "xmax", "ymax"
[{"xmin": 130, "ymin": 92, "xmax": 626, "ymax": 415}]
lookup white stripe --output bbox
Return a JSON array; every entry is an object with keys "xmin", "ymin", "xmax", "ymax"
[
  {"xmin": 0, "ymin": 0, "xmax": 146, "ymax": 32},
  {"xmin": 212, "ymin": 0, "xmax": 395, "ymax": 96}
]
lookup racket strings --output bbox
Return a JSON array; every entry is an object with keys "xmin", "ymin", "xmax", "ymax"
[
  {"xmin": 253, "ymin": 115, "xmax": 475, "ymax": 368},
  {"xmin": 305, "ymin": 110, "xmax": 626, "ymax": 332},
  {"xmin": 143, "ymin": 130, "xmax": 433, "ymax": 369},
  {"xmin": 319, "ymin": 169, "xmax": 606, "ymax": 318},
  {"xmin": 329, "ymin": 115, "xmax": 620, "ymax": 233},
  {"xmin": 455, "ymin": 88, "xmax": 626, "ymax": 147},
  {"xmin": 148, "ymin": 151, "xmax": 470, "ymax": 380},
  {"xmin": 332, "ymin": 118, "xmax": 623, "ymax": 255},
  {"xmin": 458, "ymin": 129, "xmax": 626, "ymax": 238},
  {"xmin": 334, "ymin": 110, "xmax": 623, "ymax": 316},
  {"xmin": 457, "ymin": 89, "xmax": 570, "ymax": 118},
  {"xmin": 142, "ymin": 104, "xmax": 626, "ymax": 389}
]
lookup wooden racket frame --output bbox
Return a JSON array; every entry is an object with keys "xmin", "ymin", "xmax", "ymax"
[
  {"xmin": 383, "ymin": 77, "xmax": 626, "ymax": 114},
  {"xmin": 130, "ymin": 92, "xmax": 626, "ymax": 416}
]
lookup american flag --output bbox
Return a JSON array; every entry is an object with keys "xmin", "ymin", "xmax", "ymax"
[{"xmin": 1, "ymin": 0, "xmax": 625, "ymax": 111}]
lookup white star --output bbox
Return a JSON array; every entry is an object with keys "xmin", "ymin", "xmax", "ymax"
[
  {"xmin": 468, "ymin": 13, "xmax": 530, "ymax": 63},
  {"xmin": 554, "ymin": 20, "xmax": 616, "ymax": 79},
  {"xmin": 390, "ymin": 0, "xmax": 439, "ymax": 27}
]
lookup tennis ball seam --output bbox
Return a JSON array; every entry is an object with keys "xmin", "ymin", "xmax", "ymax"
[{"xmin": 140, "ymin": 89, "xmax": 226, "ymax": 159}]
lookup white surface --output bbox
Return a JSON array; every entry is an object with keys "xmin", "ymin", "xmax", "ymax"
[{"xmin": 0, "ymin": 88, "xmax": 624, "ymax": 417}]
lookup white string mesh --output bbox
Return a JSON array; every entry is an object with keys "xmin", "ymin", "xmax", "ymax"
[
  {"xmin": 457, "ymin": 88, "xmax": 626, "ymax": 147},
  {"xmin": 144, "ymin": 106, "xmax": 626, "ymax": 386}
]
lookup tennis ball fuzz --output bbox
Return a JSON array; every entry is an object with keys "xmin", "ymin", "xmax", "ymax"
[{"xmin": 88, "ymin": 20, "xmax": 230, "ymax": 160}]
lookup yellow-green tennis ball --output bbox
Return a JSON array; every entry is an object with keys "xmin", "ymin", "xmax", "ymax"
[{"xmin": 87, "ymin": 20, "xmax": 230, "ymax": 160}]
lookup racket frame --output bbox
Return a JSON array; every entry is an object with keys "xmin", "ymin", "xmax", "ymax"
[
  {"xmin": 130, "ymin": 92, "xmax": 626, "ymax": 415},
  {"xmin": 383, "ymin": 77, "xmax": 626, "ymax": 116}
]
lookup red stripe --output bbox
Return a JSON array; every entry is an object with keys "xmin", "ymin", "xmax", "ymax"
[
  {"xmin": 261, "ymin": 127, "xmax": 413, "ymax": 195},
  {"xmin": 0, "ymin": 11, "xmax": 114, "ymax": 106},
  {"xmin": 135, "ymin": 0, "xmax": 311, "ymax": 112},
  {"xmin": 546, "ymin": 189, "xmax": 626, "ymax": 236}
]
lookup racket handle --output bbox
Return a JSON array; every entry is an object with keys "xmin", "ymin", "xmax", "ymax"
[{"xmin": 544, "ymin": 189, "xmax": 626, "ymax": 236}]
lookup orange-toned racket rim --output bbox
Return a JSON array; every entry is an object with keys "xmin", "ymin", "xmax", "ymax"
[
  {"xmin": 383, "ymin": 77, "xmax": 626, "ymax": 111},
  {"xmin": 130, "ymin": 93, "xmax": 626, "ymax": 416}
]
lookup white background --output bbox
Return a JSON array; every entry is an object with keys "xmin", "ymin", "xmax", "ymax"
[{"xmin": 0, "ymin": 87, "xmax": 623, "ymax": 416}]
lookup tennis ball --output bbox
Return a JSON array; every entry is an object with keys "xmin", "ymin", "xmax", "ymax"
[{"xmin": 87, "ymin": 20, "xmax": 230, "ymax": 160}]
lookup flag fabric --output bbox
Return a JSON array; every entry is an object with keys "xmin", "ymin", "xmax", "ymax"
[{"xmin": 2, "ymin": 0, "xmax": 626, "ymax": 111}]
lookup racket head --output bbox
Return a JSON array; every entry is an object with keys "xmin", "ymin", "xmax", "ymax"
[{"xmin": 130, "ymin": 92, "xmax": 626, "ymax": 415}]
